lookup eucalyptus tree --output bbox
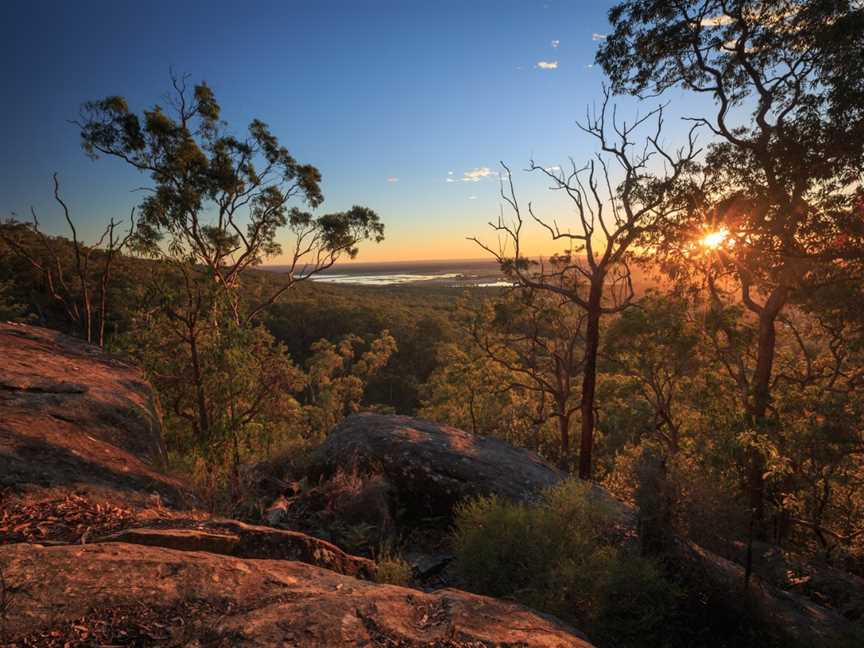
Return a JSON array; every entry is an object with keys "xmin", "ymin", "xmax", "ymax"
[
  {"xmin": 472, "ymin": 90, "xmax": 698, "ymax": 478},
  {"xmin": 76, "ymin": 74, "xmax": 384, "ymax": 447},
  {"xmin": 603, "ymin": 291, "xmax": 701, "ymax": 456},
  {"xmin": 597, "ymin": 0, "xmax": 864, "ymax": 527}
]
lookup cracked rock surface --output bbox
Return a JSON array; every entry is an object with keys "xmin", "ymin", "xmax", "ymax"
[
  {"xmin": 0, "ymin": 322, "xmax": 186, "ymax": 504},
  {"xmin": 1, "ymin": 542, "xmax": 593, "ymax": 647}
]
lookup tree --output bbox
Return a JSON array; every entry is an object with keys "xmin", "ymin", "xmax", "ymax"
[
  {"xmin": 302, "ymin": 331, "xmax": 398, "ymax": 436},
  {"xmin": 462, "ymin": 286, "xmax": 586, "ymax": 464},
  {"xmin": 0, "ymin": 175, "xmax": 133, "ymax": 346},
  {"xmin": 603, "ymin": 291, "xmax": 701, "ymax": 456},
  {"xmin": 598, "ymin": 0, "xmax": 864, "ymax": 528},
  {"xmin": 76, "ymin": 74, "xmax": 384, "ymax": 447},
  {"xmin": 471, "ymin": 90, "xmax": 698, "ymax": 478}
]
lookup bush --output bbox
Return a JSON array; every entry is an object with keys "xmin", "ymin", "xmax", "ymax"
[
  {"xmin": 374, "ymin": 549, "xmax": 413, "ymax": 586},
  {"xmin": 452, "ymin": 480, "xmax": 680, "ymax": 647}
]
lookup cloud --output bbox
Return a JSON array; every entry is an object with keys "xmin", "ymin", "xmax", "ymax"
[
  {"xmin": 386, "ymin": 177, "xmax": 399, "ymax": 183},
  {"xmin": 445, "ymin": 178, "xmax": 456, "ymax": 183},
  {"xmin": 551, "ymin": 39, "xmax": 560, "ymax": 48},
  {"xmin": 592, "ymin": 33, "xmax": 607, "ymax": 41},
  {"xmin": 701, "ymin": 15, "xmax": 734, "ymax": 27},
  {"xmin": 536, "ymin": 60, "xmax": 559, "ymax": 70},
  {"xmin": 468, "ymin": 196, "xmax": 478, "ymax": 200},
  {"xmin": 545, "ymin": 165, "xmax": 561, "ymax": 173},
  {"xmin": 462, "ymin": 167, "xmax": 494, "ymax": 182}
]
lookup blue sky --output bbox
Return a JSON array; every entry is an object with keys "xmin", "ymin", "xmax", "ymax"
[{"xmin": 0, "ymin": 0, "xmax": 710, "ymax": 262}]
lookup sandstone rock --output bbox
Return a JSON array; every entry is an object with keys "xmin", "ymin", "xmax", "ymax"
[
  {"xmin": 0, "ymin": 323, "xmax": 187, "ymax": 505},
  {"xmin": 98, "ymin": 519, "xmax": 376, "ymax": 578},
  {"xmin": 309, "ymin": 413, "xmax": 566, "ymax": 520},
  {"xmin": 0, "ymin": 542, "xmax": 593, "ymax": 647}
]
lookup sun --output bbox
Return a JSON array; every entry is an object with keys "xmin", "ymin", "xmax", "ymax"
[{"xmin": 700, "ymin": 227, "xmax": 729, "ymax": 249}]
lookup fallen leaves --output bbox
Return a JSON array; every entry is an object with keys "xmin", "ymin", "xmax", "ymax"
[
  {"xmin": 0, "ymin": 494, "xmax": 133, "ymax": 545},
  {"xmin": 6, "ymin": 598, "xmax": 243, "ymax": 647}
]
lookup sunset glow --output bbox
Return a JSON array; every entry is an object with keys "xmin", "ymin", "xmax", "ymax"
[{"xmin": 700, "ymin": 228, "xmax": 729, "ymax": 249}]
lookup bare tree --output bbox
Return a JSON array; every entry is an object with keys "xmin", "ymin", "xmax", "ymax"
[
  {"xmin": 0, "ymin": 174, "xmax": 134, "ymax": 346},
  {"xmin": 465, "ymin": 285, "xmax": 586, "ymax": 463},
  {"xmin": 471, "ymin": 90, "xmax": 698, "ymax": 478}
]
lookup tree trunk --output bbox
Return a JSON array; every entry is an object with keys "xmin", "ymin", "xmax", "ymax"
[
  {"xmin": 189, "ymin": 331, "xmax": 211, "ymax": 443},
  {"xmin": 558, "ymin": 411, "xmax": 570, "ymax": 464},
  {"xmin": 578, "ymin": 280, "xmax": 603, "ymax": 480},
  {"xmin": 747, "ymin": 285, "xmax": 789, "ymax": 536}
]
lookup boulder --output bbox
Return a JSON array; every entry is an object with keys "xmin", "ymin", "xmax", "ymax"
[
  {"xmin": 308, "ymin": 413, "xmax": 565, "ymax": 520},
  {"xmin": 0, "ymin": 323, "xmax": 187, "ymax": 505},
  {"xmin": 0, "ymin": 542, "xmax": 593, "ymax": 647}
]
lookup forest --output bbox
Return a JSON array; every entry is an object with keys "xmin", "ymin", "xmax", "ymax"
[{"xmin": 1, "ymin": 1, "xmax": 863, "ymax": 647}]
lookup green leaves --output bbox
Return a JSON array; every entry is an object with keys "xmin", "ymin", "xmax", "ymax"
[{"xmin": 78, "ymin": 74, "xmax": 384, "ymax": 326}]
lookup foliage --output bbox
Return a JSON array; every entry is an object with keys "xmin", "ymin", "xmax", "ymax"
[
  {"xmin": 420, "ymin": 291, "xmax": 587, "ymax": 463},
  {"xmin": 373, "ymin": 549, "xmax": 413, "ymax": 586},
  {"xmin": 420, "ymin": 341, "xmax": 544, "ymax": 450},
  {"xmin": 0, "ymin": 280, "xmax": 29, "ymax": 322},
  {"xmin": 267, "ymin": 281, "xmax": 457, "ymax": 413},
  {"xmin": 602, "ymin": 291, "xmax": 701, "ymax": 455},
  {"xmin": 301, "ymin": 331, "xmax": 397, "ymax": 436},
  {"xmin": 0, "ymin": 183, "xmax": 134, "ymax": 346},
  {"xmin": 598, "ymin": 0, "xmax": 864, "ymax": 533},
  {"xmin": 69, "ymin": 75, "xmax": 386, "ymax": 480},
  {"xmin": 461, "ymin": 288, "xmax": 585, "ymax": 463},
  {"xmin": 452, "ymin": 480, "xmax": 680, "ymax": 648}
]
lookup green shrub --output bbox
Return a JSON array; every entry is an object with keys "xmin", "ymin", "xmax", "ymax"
[
  {"xmin": 452, "ymin": 480, "xmax": 679, "ymax": 648},
  {"xmin": 374, "ymin": 549, "xmax": 413, "ymax": 586}
]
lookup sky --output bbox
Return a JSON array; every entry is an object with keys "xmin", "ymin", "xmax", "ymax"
[{"xmin": 0, "ymin": 0, "xmax": 713, "ymax": 263}]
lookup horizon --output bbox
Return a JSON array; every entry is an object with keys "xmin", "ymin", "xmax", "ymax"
[{"xmin": 1, "ymin": 0, "xmax": 712, "ymax": 263}]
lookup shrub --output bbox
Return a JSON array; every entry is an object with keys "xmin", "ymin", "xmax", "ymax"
[
  {"xmin": 374, "ymin": 549, "xmax": 413, "ymax": 586},
  {"xmin": 452, "ymin": 480, "xmax": 679, "ymax": 648},
  {"xmin": 454, "ymin": 481, "xmax": 680, "ymax": 646}
]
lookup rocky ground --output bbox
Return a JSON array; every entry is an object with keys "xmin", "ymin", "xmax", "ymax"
[
  {"xmin": 0, "ymin": 323, "xmax": 591, "ymax": 647},
  {"xmin": 2, "ymin": 322, "xmax": 862, "ymax": 647}
]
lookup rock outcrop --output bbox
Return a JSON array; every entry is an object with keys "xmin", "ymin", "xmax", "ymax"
[
  {"xmin": 0, "ymin": 329, "xmax": 595, "ymax": 646},
  {"xmin": 98, "ymin": 519, "xmax": 377, "ymax": 578},
  {"xmin": 0, "ymin": 322, "xmax": 186, "ymax": 504},
  {"xmin": 308, "ymin": 413, "xmax": 566, "ymax": 519},
  {"xmin": 0, "ymin": 542, "xmax": 592, "ymax": 647}
]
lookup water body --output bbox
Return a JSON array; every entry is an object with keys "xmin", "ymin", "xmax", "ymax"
[{"xmin": 261, "ymin": 259, "xmax": 510, "ymax": 287}]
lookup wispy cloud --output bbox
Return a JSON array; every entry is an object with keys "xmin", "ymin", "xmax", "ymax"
[
  {"xmin": 462, "ymin": 167, "xmax": 493, "ymax": 182},
  {"xmin": 386, "ymin": 177, "xmax": 399, "ymax": 183},
  {"xmin": 536, "ymin": 60, "xmax": 559, "ymax": 70},
  {"xmin": 592, "ymin": 33, "xmax": 607, "ymax": 41},
  {"xmin": 445, "ymin": 178, "xmax": 456, "ymax": 183},
  {"xmin": 468, "ymin": 195, "xmax": 478, "ymax": 200},
  {"xmin": 551, "ymin": 39, "xmax": 560, "ymax": 48}
]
